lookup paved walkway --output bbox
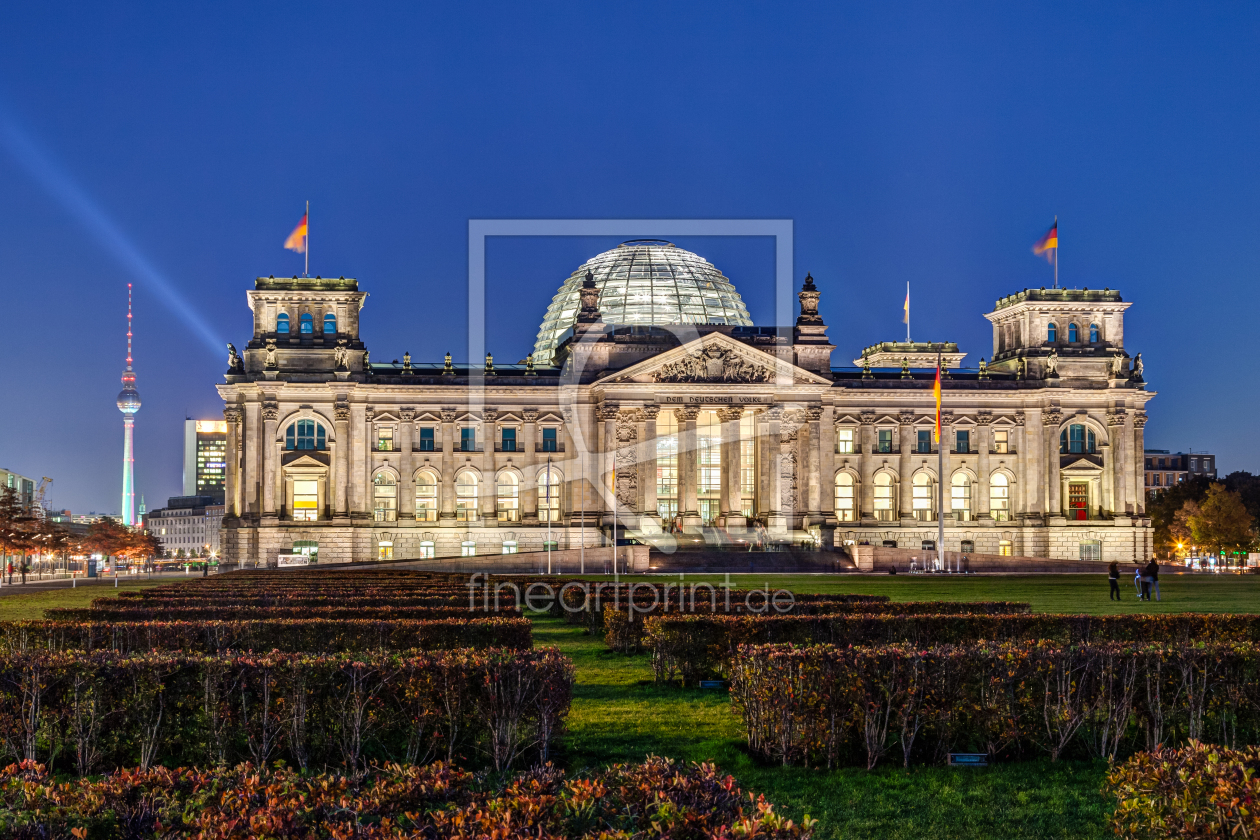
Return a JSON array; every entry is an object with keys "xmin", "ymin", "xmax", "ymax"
[{"xmin": 0, "ymin": 571, "xmax": 191, "ymax": 598}]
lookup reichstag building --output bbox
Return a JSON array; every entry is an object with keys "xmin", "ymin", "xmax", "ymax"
[{"xmin": 217, "ymin": 240, "xmax": 1154, "ymax": 565}]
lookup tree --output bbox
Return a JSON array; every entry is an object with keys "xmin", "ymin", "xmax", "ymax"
[
  {"xmin": 1186, "ymin": 483, "xmax": 1257, "ymax": 564},
  {"xmin": 1168, "ymin": 499, "xmax": 1200, "ymax": 558}
]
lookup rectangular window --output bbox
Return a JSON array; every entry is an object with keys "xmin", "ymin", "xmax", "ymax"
[
  {"xmin": 377, "ymin": 427, "xmax": 394, "ymax": 451},
  {"xmin": 293, "ymin": 480, "xmax": 319, "ymax": 522},
  {"xmin": 541, "ymin": 427, "xmax": 558, "ymax": 452},
  {"xmin": 461, "ymin": 540, "xmax": 476, "ymax": 557},
  {"xmin": 999, "ymin": 540, "xmax": 1013, "ymax": 556},
  {"xmin": 697, "ymin": 413, "xmax": 721, "ymax": 525},
  {"xmin": 917, "ymin": 429, "xmax": 932, "ymax": 453},
  {"xmin": 656, "ymin": 432, "xmax": 679, "ymax": 521},
  {"xmin": 460, "ymin": 427, "xmax": 475, "ymax": 452},
  {"xmin": 877, "ymin": 429, "xmax": 893, "ymax": 453},
  {"xmin": 955, "ymin": 430, "xmax": 970, "ymax": 454},
  {"xmin": 994, "ymin": 429, "xmax": 1009, "ymax": 453},
  {"xmin": 1080, "ymin": 540, "xmax": 1102, "ymax": 562},
  {"xmin": 835, "ymin": 428, "xmax": 854, "ymax": 454},
  {"xmin": 418, "ymin": 541, "xmax": 435, "ymax": 559},
  {"xmin": 501, "ymin": 541, "xmax": 518, "ymax": 554},
  {"xmin": 1152, "ymin": 474, "xmax": 1161, "ymax": 486},
  {"xmin": 501, "ymin": 427, "xmax": 517, "ymax": 452},
  {"xmin": 418, "ymin": 427, "xmax": 435, "ymax": 451},
  {"xmin": 377, "ymin": 541, "xmax": 393, "ymax": 561}
]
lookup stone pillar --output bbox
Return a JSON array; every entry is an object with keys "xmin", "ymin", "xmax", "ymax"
[
  {"xmin": 820, "ymin": 406, "xmax": 836, "ymax": 520},
  {"xmin": 898, "ymin": 411, "xmax": 914, "ymax": 518},
  {"xmin": 976, "ymin": 414, "xmax": 992, "ymax": 518},
  {"xmin": 765, "ymin": 406, "xmax": 784, "ymax": 529},
  {"xmin": 858, "ymin": 412, "xmax": 875, "ymax": 520},
  {"xmin": 261, "ymin": 398, "xmax": 279, "ymax": 516},
  {"xmin": 242, "ymin": 401, "xmax": 261, "ymax": 515},
  {"xmin": 598, "ymin": 404, "xmax": 619, "ymax": 525},
  {"xmin": 1023, "ymin": 409, "xmax": 1042, "ymax": 518},
  {"xmin": 334, "ymin": 399, "xmax": 350, "ymax": 517},
  {"xmin": 755, "ymin": 409, "xmax": 771, "ymax": 519},
  {"xmin": 439, "ymin": 409, "xmax": 456, "ymax": 520},
  {"xmin": 614, "ymin": 409, "xmax": 639, "ymax": 525},
  {"xmin": 1106, "ymin": 411, "xmax": 1124, "ymax": 517},
  {"xmin": 481, "ymin": 409, "xmax": 498, "ymax": 522},
  {"xmin": 224, "ymin": 406, "xmax": 241, "ymax": 518},
  {"xmin": 398, "ymin": 408, "xmax": 415, "ymax": 517},
  {"xmin": 718, "ymin": 406, "xmax": 745, "ymax": 527},
  {"xmin": 522, "ymin": 409, "xmax": 539, "ymax": 522},
  {"xmin": 675, "ymin": 406, "xmax": 701, "ymax": 524},
  {"xmin": 1132, "ymin": 413, "xmax": 1147, "ymax": 516},
  {"xmin": 1013, "ymin": 414, "xmax": 1028, "ymax": 516},
  {"xmin": 641, "ymin": 405, "xmax": 660, "ymax": 521},
  {"xmin": 803, "ymin": 406, "xmax": 822, "ymax": 519},
  {"xmin": 350, "ymin": 405, "xmax": 368, "ymax": 516},
  {"xmin": 1045, "ymin": 410, "xmax": 1063, "ymax": 519}
]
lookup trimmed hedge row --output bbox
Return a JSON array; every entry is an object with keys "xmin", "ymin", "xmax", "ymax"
[
  {"xmin": 46, "ymin": 604, "xmax": 518, "ymax": 622},
  {"xmin": 1107, "ymin": 742, "xmax": 1260, "ymax": 839},
  {"xmin": 0, "ymin": 617, "xmax": 531, "ymax": 654},
  {"xmin": 647, "ymin": 613, "xmax": 1260, "ymax": 686},
  {"xmin": 730, "ymin": 642, "xmax": 1260, "ymax": 769},
  {"xmin": 0, "ymin": 756, "xmax": 814, "ymax": 840},
  {"xmin": 0, "ymin": 648, "xmax": 572, "ymax": 776}
]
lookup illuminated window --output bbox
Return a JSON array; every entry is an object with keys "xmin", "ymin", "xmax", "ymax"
[
  {"xmin": 461, "ymin": 540, "xmax": 476, "ymax": 557},
  {"xmin": 415, "ymin": 472, "xmax": 438, "ymax": 522},
  {"xmin": 496, "ymin": 472, "xmax": 520, "ymax": 522},
  {"xmin": 990, "ymin": 473, "xmax": 1010, "ymax": 521},
  {"xmin": 697, "ymin": 411, "xmax": 721, "ymax": 524},
  {"xmin": 377, "ymin": 540, "xmax": 393, "ymax": 561},
  {"xmin": 740, "ymin": 414, "xmax": 756, "ymax": 517},
  {"xmin": 999, "ymin": 540, "xmax": 1013, "ymax": 556},
  {"xmin": 501, "ymin": 540, "xmax": 518, "ymax": 554},
  {"xmin": 418, "ymin": 540, "xmax": 435, "ymax": 559},
  {"xmin": 293, "ymin": 480, "xmax": 319, "ymax": 521},
  {"xmin": 276, "ymin": 313, "xmax": 290, "ymax": 334},
  {"xmin": 874, "ymin": 472, "xmax": 896, "ymax": 521},
  {"xmin": 835, "ymin": 472, "xmax": 856, "ymax": 522},
  {"xmin": 373, "ymin": 473, "xmax": 397, "ymax": 522},
  {"xmin": 912, "ymin": 472, "xmax": 934, "ymax": 520},
  {"xmin": 835, "ymin": 428, "xmax": 854, "ymax": 454},
  {"xmin": 376, "ymin": 426, "xmax": 394, "ymax": 451},
  {"xmin": 951, "ymin": 473, "xmax": 972, "ymax": 521},
  {"xmin": 538, "ymin": 466, "xmax": 562, "ymax": 522},
  {"xmin": 299, "ymin": 313, "xmax": 313, "ymax": 334},
  {"xmin": 656, "ymin": 413, "xmax": 678, "ymax": 520},
  {"xmin": 1079, "ymin": 540, "xmax": 1102, "ymax": 561},
  {"xmin": 324, "ymin": 313, "xmax": 337, "ymax": 334},
  {"xmin": 456, "ymin": 471, "xmax": 479, "ymax": 521},
  {"xmin": 993, "ymin": 428, "xmax": 1009, "ymax": 453}
]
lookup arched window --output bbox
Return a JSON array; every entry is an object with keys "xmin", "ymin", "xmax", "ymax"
[
  {"xmin": 285, "ymin": 419, "xmax": 327, "ymax": 451},
  {"xmin": 951, "ymin": 473, "xmax": 972, "ymax": 521},
  {"xmin": 496, "ymin": 472, "xmax": 519, "ymax": 523},
  {"xmin": 538, "ymin": 466, "xmax": 562, "ymax": 522},
  {"xmin": 990, "ymin": 473, "xmax": 1010, "ymax": 521},
  {"xmin": 1068, "ymin": 323, "xmax": 1079, "ymax": 343},
  {"xmin": 1047, "ymin": 322, "xmax": 1057, "ymax": 343},
  {"xmin": 415, "ymin": 472, "xmax": 438, "ymax": 522},
  {"xmin": 834, "ymin": 472, "xmax": 856, "ymax": 522},
  {"xmin": 373, "ymin": 473, "xmax": 397, "ymax": 522},
  {"xmin": 299, "ymin": 313, "xmax": 314, "ymax": 334},
  {"xmin": 874, "ymin": 472, "xmax": 896, "ymax": 521},
  {"xmin": 323, "ymin": 313, "xmax": 337, "ymax": 335},
  {"xmin": 1060, "ymin": 424, "xmax": 1096, "ymax": 454},
  {"xmin": 1089, "ymin": 323, "xmax": 1099, "ymax": 343},
  {"xmin": 276, "ymin": 313, "xmax": 290, "ymax": 334},
  {"xmin": 912, "ymin": 472, "xmax": 935, "ymax": 521},
  {"xmin": 456, "ymin": 471, "xmax": 479, "ymax": 521}
]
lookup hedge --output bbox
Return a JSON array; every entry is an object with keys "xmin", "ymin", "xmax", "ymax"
[
  {"xmin": 1107, "ymin": 742, "xmax": 1260, "ymax": 839},
  {"xmin": 0, "ymin": 617, "xmax": 531, "ymax": 655},
  {"xmin": 729, "ymin": 642, "xmax": 1260, "ymax": 769},
  {"xmin": 0, "ymin": 648, "xmax": 572, "ymax": 775},
  {"xmin": 0, "ymin": 756, "xmax": 814, "ymax": 840},
  {"xmin": 646, "ymin": 613, "xmax": 1260, "ymax": 685},
  {"xmin": 46, "ymin": 604, "xmax": 518, "ymax": 622}
]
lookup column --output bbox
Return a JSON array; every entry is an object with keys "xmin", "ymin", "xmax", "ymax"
[
  {"xmin": 261, "ymin": 398, "xmax": 279, "ymax": 516},
  {"xmin": 1014, "ymin": 415, "xmax": 1028, "ymax": 517},
  {"xmin": 224, "ymin": 406, "xmax": 241, "ymax": 518},
  {"xmin": 614, "ymin": 409, "xmax": 639, "ymax": 523},
  {"xmin": 350, "ymin": 405, "xmax": 367, "ymax": 516},
  {"xmin": 939, "ymin": 414, "xmax": 953, "ymax": 521},
  {"xmin": 803, "ymin": 406, "xmax": 822, "ymax": 519},
  {"xmin": 481, "ymin": 410, "xmax": 498, "ymax": 522},
  {"xmin": 765, "ymin": 406, "xmax": 784, "ymax": 528},
  {"xmin": 976, "ymin": 415, "xmax": 991, "ymax": 518},
  {"xmin": 1045, "ymin": 411, "xmax": 1062, "ymax": 518},
  {"xmin": 898, "ymin": 414, "xmax": 914, "ymax": 520},
  {"xmin": 243, "ymin": 401, "xmax": 261, "ymax": 515},
  {"xmin": 1132, "ymin": 413, "xmax": 1147, "ymax": 516},
  {"xmin": 718, "ymin": 406, "xmax": 744, "ymax": 527},
  {"xmin": 334, "ymin": 400, "xmax": 350, "ymax": 517},
  {"xmin": 641, "ymin": 405, "xmax": 660, "ymax": 521},
  {"xmin": 439, "ymin": 409, "xmax": 456, "ymax": 520},
  {"xmin": 819, "ymin": 406, "xmax": 836, "ymax": 521},
  {"xmin": 858, "ymin": 413, "xmax": 875, "ymax": 520},
  {"xmin": 1023, "ymin": 410, "xmax": 1042, "ymax": 518},
  {"xmin": 1106, "ymin": 412, "xmax": 1124, "ymax": 517},
  {"xmin": 598, "ymin": 404, "xmax": 619, "ymax": 525},
  {"xmin": 398, "ymin": 408, "xmax": 415, "ymax": 517},
  {"xmin": 675, "ymin": 406, "xmax": 701, "ymax": 523},
  {"xmin": 522, "ymin": 409, "xmax": 539, "ymax": 522}
]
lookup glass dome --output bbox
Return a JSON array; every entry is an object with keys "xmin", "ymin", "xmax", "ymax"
[{"xmin": 533, "ymin": 240, "xmax": 754, "ymax": 364}]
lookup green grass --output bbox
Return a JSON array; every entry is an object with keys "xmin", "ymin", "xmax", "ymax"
[
  {"xmin": 535, "ymin": 616, "xmax": 1112, "ymax": 839},
  {"xmin": 0, "ymin": 579, "xmax": 164, "ymax": 620}
]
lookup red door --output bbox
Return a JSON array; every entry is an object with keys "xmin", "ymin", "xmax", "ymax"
[{"xmin": 1068, "ymin": 484, "xmax": 1088, "ymax": 520}]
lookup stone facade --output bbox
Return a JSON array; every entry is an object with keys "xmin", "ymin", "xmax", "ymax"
[{"xmin": 217, "ymin": 257, "xmax": 1155, "ymax": 566}]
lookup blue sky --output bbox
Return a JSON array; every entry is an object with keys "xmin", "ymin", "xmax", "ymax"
[{"xmin": 1, "ymin": 3, "xmax": 1256, "ymax": 513}]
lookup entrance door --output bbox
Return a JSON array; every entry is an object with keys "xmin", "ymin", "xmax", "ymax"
[{"xmin": 1068, "ymin": 483, "xmax": 1088, "ymax": 521}]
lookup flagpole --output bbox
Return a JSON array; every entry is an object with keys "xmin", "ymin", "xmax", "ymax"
[
  {"xmin": 905, "ymin": 282, "xmax": 910, "ymax": 343},
  {"xmin": 1053, "ymin": 216, "xmax": 1058, "ymax": 289},
  {"xmin": 305, "ymin": 200, "xmax": 309, "ymax": 277}
]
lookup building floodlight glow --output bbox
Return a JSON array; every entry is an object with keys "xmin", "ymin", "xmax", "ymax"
[{"xmin": 117, "ymin": 283, "xmax": 141, "ymax": 527}]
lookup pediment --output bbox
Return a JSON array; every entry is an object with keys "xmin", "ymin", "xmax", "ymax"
[
  {"xmin": 1061, "ymin": 457, "xmax": 1104, "ymax": 474},
  {"xmin": 598, "ymin": 333, "xmax": 830, "ymax": 386},
  {"xmin": 281, "ymin": 453, "xmax": 330, "ymax": 470}
]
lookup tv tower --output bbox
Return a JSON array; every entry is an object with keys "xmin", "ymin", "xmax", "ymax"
[{"xmin": 116, "ymin": 283, "xmax": 141, "ymax": 526}]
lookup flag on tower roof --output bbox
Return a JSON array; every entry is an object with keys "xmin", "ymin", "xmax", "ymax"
[
  {"xmin": 284, "ymin": 214, "xmax": 308, "ymax": 254},
  {"xmin": 1032, "ymin": 220, "xmax": 1058, "ymax": 262}
]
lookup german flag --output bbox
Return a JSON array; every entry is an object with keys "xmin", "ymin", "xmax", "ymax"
[
  {"xmin": 284, "ymin": 214, "xmax": 308, "ymax": 254},
  {"xmin": 933, "ymin": 360, "xmax": 942, "ymax": 442},
  {"xmin": 1032, "ymin": 220, "xmax": 1057, "ymax": 262}
]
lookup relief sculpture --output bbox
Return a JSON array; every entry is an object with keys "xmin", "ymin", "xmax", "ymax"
[{"xmin": 652, "ymin": 345, "xmax": 773, "ymax": 383}]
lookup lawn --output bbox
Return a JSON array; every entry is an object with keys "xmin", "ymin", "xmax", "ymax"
[{"xmin": 0, "ymin": 578, "xmax": 165, "ymax": 620}]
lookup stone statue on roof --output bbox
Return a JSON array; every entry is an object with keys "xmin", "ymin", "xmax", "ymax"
[
  {"xmin": 264, "ymin": 340, "xmax": 278, "ymax": 369},
  {"xmin": 1045, "ymin": 348, "xmax": 1058, "ymax": 377},
  {"xmin": 226, "ymin": 343, "xmax": 242, "ymax": 372},
  {"xmin": 333, "ymin": 340, "xmax": 349, "ymax": 370}
]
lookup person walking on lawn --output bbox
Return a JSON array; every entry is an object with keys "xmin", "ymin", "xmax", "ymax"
[
  {"xmin": 1108, "ymin": 561, "xmax": 1121, "ymax": 601},
  {"xmin": 1145, "ymin": 558, "xmax": 1161, "ymax": 602},
  {"xmin": 1134, "ymin": 564, "xmax": 1144, "ymax": 599}
]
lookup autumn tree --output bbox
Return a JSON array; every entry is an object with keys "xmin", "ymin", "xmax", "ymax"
[{"xmin": 1186, "ymin": 483, "xmax": 1257, "ymax": 564}]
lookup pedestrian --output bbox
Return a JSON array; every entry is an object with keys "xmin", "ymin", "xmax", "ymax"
[
  {"xmin": 1108, "ymin": 561, "xmax": 1121, "ymax": 601},
  {"xmin": 1139, "ymin": 563, "xmax": 1153, "ymax": 601},
  {"xmin": 1133, "ymin": 565, "xmax": 1143, "ymax": 599},
  {"xmin": 1145, "ymin": 558, "xmax": 1161, "ymax": 602}
]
